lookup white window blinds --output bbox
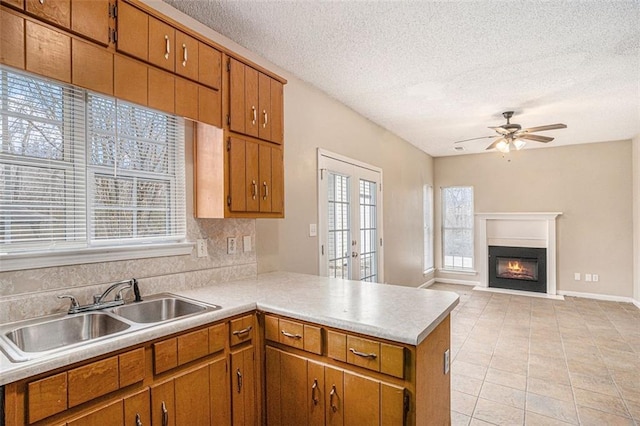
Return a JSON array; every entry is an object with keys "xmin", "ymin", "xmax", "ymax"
[
  {"xmin": 0, "ymin": 68, "xmax": 87, "ymax": 251},
  {"xmin": 1, "ymin": 65, "xmax": 186, "ymax": 256}
]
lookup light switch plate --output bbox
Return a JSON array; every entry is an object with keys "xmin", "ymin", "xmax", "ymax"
[
  {"xmin": 227, "ymin": 237, "xmax": 237, "ymax": 255},
  {"xmin": 196, "ymin": 239, "xmax": 208, "ymax": 258},
  {"xmin": 243, "ymin": 235, "xmax": 252, "ymax": 252},
  {"xmin": 309, "ymin": 224, "xmax": 317, "ymax": 237}
]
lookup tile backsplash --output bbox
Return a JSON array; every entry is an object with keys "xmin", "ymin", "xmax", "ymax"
[{"xmin": 0, "ymin": 217, "xmax": 257, "ymax": 323}]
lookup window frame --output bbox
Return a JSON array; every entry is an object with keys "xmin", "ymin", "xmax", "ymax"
[
  {"xmin": 423, "ymin": 184, "xmax": 434, "ymax": 274},
  {"xmin": 441, "ymin": 186, "xmax": 475, "ymax": 272}
]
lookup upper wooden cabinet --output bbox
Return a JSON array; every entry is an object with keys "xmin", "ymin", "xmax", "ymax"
[
  {"xmin": 229, "ymin": 58, "xmax": 284, "ymax": 145},
  {"xmin": 25, "ymin": 20, "xmax": 71, "ymax": 83},
  {"xmin": 71, "ymin": 0, "xmax": 112, "ymax": 46},
  {"xmin": 0, "ymin": 7, "xmax": 25, "ymax": 69},
  {"xmin": 199, "ymin": 41, "xmax": 222, "ymax": 90},
  {"xmin": 116, "ymin": 0, "xmax": 148, "ymax": 60},
  {"xmin": 148, "ymin": 14, "xmax": 174, "ymax": 71},
  {"xmin": 175, "ymin": 30, "xmax": 198, "ymax": 80},
  {"xmin": 26, "ymin": 0, "xmax": 70, "ymax": 28}
]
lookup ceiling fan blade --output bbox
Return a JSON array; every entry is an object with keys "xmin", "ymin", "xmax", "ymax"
[
  {"xmin": 489, "ymin": 126, "xmax": 510, "ymax": 135},
  {"xmin": 522, "ymin": 123, "xmax": 567, "ymax": 133},
  {"xmin": 518, "ymin": 134, "xmax": 554, "ymax": 143},
  {"xmin": 485, "ymin": 138, "xmax": 505, "ymax": 150},
  {"xmin": 453, "ymin": 135, "xmax": 497, "ymax": 144}
]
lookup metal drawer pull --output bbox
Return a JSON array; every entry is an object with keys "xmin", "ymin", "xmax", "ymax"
[
  {"xmin": 329, "ymin": 385, "xmax": 338, "ymax": 412},
  {"xmin": 164, "ymin": 35, "xmax": 170, "ymax": 60},
  {"xmin": 263, "ymin": 182, "xmax": 268, "ymax": 200},
  {"xmin": 182, "ymin": 43, "xmax": 188, "ymax": 66},
  {"xmin": 263, "ymin": 110, "xmax": 268, "ymax": 128},
  {"xmin": 251, "ymin": 180, "xmax": 257, "ymax": 200},
  {"xmin": 236, "ymin": 369, "xmax": 243, "ymax": 393},
  {"xmin": 349, "ymin": 348, "xmax": 377, "ymax": 359},
  {"xmin": 281, "ymin": 330, "xmax": 302, "ymax": 339},
  {"xmin": 251, "ymin": 106, "xmax": 257, "ymax": 125},
  {"xmin": 311, "ymin": 379, "xmax": 319, "ymax": 405},
  {"xmin": 135, "ymin": 413, "xmax": 143, "ymax": 426},
  {"xmin": 161, "ymin": 401, "xmax": 169, "ymax": 426},
  {"xmin": 232, "ymin": 325, "xmax": 253, "ymax": 336}
]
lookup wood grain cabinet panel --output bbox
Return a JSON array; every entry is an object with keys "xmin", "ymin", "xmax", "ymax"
[
  {"xmin": 198, "ymin": 42, "xmax": 221, "ymax": 89},
  {"xmin": 147, "ymin": 66, "xmax": 175, "ymax": 114},
  {"xmin": 153, "ymin": 337, "xmax": 178, "ymax": 374},
  {"xmin": 245, "ymin": 140, "xmax": 259, "ymax": 212},
  {"xmin": 230, "ymin": 314, "xmax": 254, "ymax": 346},
  {"xmin": 27, "ymin": 372, "xmax": 67, "ymax": 423},
  {"xmin": 114, "ymin": 54, "xmax": 147, "ymax": 105},
  {"xmin": 343, "ymin": 371, "xmax": 380, "ymax": 425},
  {"xmin": 243, "ymin": 65, "xmax": 259, "ymax": 138},
  {"xmin": 270, "ymin": 146, "xmax": 284, "ymax": 213},
  {"xmin": 25, "ymin": 20, "xmax": 71, "ymax": 82},
  {"xmin": 0, "ymin": 8, "xmax": 25, "ymax": 69},
  {"xmin": 67, "ymin": 356, "xmax": 119, "ymax": 407},
  {"xmin": 209, "ymin": 357, "xmax": 231, "ymax": 425},
  {"xmin": 26, "ymin": 0, "xmax": 70, "ymax": 28},
  {"xmin": 175, "ymin": 76, "xmax": 198, "ymax": 120},
  {"xmin": 325, "ymin": 366, "xmax": 344, "ymax": 426},
  {"xmin": 150, "ymin": 379, "xmax": 175, "ymax": 426},
  {"xmin": 67, "ymin": 399, "xmax": 123, "ymax": 426},
  {"xmin": 229, "ymin": 57, "xmax": 245, "ymax": 134},
  {"xmin": 148, "ymin": 15, "xmax": 174, "ymax": 71},
  {"xmin": 175, "ymin": 365, "xmax": 211, "ymax": 424},
  {"xmin": 208, "ymin": 322, "xmax": 226, "ymax": 354},
  {"xmin": 115, "ymin": 0, "xmax": 147, "ymax": 60},
  {"xmin": 119, "ymin": 347, "xmax": 145, "ymax": 387},
  {"xmin": 177, "ymin": 328, "xmax": 209, "ymax": 365},
  {"xmin": 124, "ymin": 388, "xmax": 150, "ymax": 426},
  {"xmin": 270, "ymin": 79, "xmax": 284, "ymax": 144},
  {"xmin": 258, "ymin": 144, "xmax": 272, "ymax": 212},
  {"xmin": 346, "ymin": 336, "xmax": 380, "ymax": 372},
  {"xmin": 71, "ymin": 0, "xmax": 110, "ymax": 45},
  {"xmin": 229, "ymin": 137, "xmax": 247, "ymax": 212},
  {"xmin": 1, "ymin": 0, "xmax": 24, "ymax": 9},
  {"xmin": 198, "ymin": 85, "xmax": 221, "ymax": 127},
  {"xmin": 307, "ymin": 360, "xmax": 325, "ymax": 426},
  {"xmin": 230, "ymin": 345, "xmax": 256, "ymax": 426},
  {"xmin": 175, "ymin": 30, "xmax": 198, "ymax": 80},
  {"xmin": 71, "ymin": 38, "xmax": 113, "ymax": 95},
  {"xmin": 258, "ymin": 72, "xmax": 271, "ymax": 141}
]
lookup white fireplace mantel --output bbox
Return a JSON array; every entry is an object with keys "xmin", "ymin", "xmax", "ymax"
[{"xmin": 476, "ymin": 212, "xmax": 562, "ymax": 296}]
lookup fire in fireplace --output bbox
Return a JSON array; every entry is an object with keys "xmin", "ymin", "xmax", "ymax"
[{"xmin": 489, "ymin": 246, "xmax": 547, "ymax": 293}]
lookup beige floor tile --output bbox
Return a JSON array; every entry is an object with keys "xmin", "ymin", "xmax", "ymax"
[
  {"xmin": 566, "ymin": 359, "xmax": 610, "ymax": 379},
  {"xmin": 469, "ymin": 418, "xmax": 497, "ymax": 426},
  {"xmin": 528, "ymin": 362, "xmax": 570, "ymax": 386},
  {"xmin": 569, "ymin": 371, "xmax": 618, "ymax": 396},
  {"xmin": 452, "ymin": 373, "xmax": 484, "ymax": 396},
  {"xmin": 452, "ymin": 390, "xmax": 478, "ymax": 416},
  {"xmin": 454, "ymin": 360, "xmax": 489, "ymax": 381},
  {"xmin": 473, "ymin": 397, "xmax": 525, "ymax": 426},
  {"xmin": 573, "ymin": 388, "xmax": 630, "ymax": 417},
  {"xmin": 576, "ymin": 405, "xmax": 635, "ymax": 426},
  {"xmin": 456, "ymin": 348, "xmax": 494, "ymax": 367},
  {"xmin": 452, "ymin": 410, "xmax": 472, "ymax": 426},
  {"xmin": 480, "ymin": 382, "xmax": 526, "ymax": 409},
  {"xmin": 490, "ymin": 354, "xmax": 529, "ymax": 376},
  {"xmin": 485, "ymin": 368, "xmax": 527, "ymax": 391},
  {"xmin": 526, "ymin": 393, "xmax": 578, "ymax": 424},
  {"xmin": 625, "ymin": 399, "xmax": 640, "ymax": 421},
  {"xmin": 527, "ymin": 377, "xmax": 574, "ymax": 402},
  {"xmin": 524, "ymin": 411, "xmax": 574, "ymax": 425}
]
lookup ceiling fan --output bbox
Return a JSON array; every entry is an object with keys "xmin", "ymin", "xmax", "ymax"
[{"xmin": 454, "ymin": 111, "xmax": 567, "ymax": 153}]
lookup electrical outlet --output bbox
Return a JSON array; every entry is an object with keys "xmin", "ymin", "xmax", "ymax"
[
  {"xmin": 243, "ymin": 235, "xmax": 252, "ymax": 252},
  {"xmin": 444, "ymin": 349, "xmax": 450, "ymax": 375},
  {"xmin": 585, "ymin": 273, "xmax": 592, "ymax": 282},
  {"xmin": 593, "ymin": 274, "xmax": 599, "ymax": 282},
  {"xmin": 196, "ymin": 239, "xmax": 208, "ymax": 258},
  {"xmin": 574, "ymin": 273, "xmax": 581, "ymax": 281},
  {"xmin": 227, "ymin": 237, "xmax": 237, "ymax": 254}
]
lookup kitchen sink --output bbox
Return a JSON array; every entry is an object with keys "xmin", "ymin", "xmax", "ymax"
[
  {"xmin": 0, "ymin": 293, "xmax": 220, "ymax": 362},
  {"xmin": 110, "ymin": 295, "xmax": 218, "ymax": 323}
]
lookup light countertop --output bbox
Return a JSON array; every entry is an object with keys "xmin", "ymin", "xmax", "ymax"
[{"xmin": 0, "ymin": 272, "xmax": 458, "ymax": 385}]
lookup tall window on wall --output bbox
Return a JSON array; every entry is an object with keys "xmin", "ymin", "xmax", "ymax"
[
  {"xmin": 441, "ymin": 186, "xmax": 474, "ymax": 271},
  {"xmin": 0, "ymin": 65, "xmax": 186, "ymax": 269},
  {"xmin": 423, "ymin": 185, "xmax": 434, "ymax": 273}
]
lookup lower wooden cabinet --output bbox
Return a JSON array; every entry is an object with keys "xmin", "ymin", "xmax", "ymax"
[{"xmin": 230, "ymin": 345, "xmax": 257, "ymax": 426}]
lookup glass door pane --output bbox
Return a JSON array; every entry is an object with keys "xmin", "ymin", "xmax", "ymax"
[
  {"xmin": 327, "ymin": 172, "xmax": 351, "ymax": 279},
  {"xmin": 359, "ymin": 179, "xmax": 377, "ymax": 282}
]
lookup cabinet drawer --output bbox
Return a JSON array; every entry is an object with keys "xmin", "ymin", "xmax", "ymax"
[
  {"xmin": 28, "ymin": 372, "xmax": 67, "ymax": 423},
  {"xmin": 177, "ymin": 328, "xmax": 209, "ymax": 365},
  {"xmin": 329, "ymin": 332, "xmax": 405, "ymax": 379},
  {"xmin": 68, "ymin": 356, "xmax": 119, "ymax": 407},
  {"xmin": 265, "ymin": 315, "xmax": 323, "ymax": 355},
  {"xmin": 119, "ymin": 347, "xmax": 145, "ymax": 388},
  {"xmin": 209, "ymin": 322, "xmax": 226, "ymax": 353},
  {"xmin": 229, "ymin": 314, "xmax": 254, "ymax": 346},
  {"xmin": 154, "ymin": 337, "xmax": 178, "ymax": 374}
]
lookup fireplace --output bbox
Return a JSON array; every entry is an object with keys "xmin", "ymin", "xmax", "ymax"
[{"xmin": 489, "ymin": 246, "xmax": 547, "ymax": 293}]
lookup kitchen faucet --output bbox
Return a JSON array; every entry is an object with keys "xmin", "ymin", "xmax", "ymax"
[{"xmin": 58, "ymin": 278, "xmax": 142, "ymax": 314}]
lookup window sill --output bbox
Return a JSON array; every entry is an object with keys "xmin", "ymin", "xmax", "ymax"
[
  {"xmin": 423, "ymin": 267, "xmax": 435, "ymax": 276},
  {"xmin": 0, "ymin": 242, "xmax": 194, "ymax": 273},
  {"xmin": 438, "ymin": 268, "xmax": 477, "ymax": 276}
]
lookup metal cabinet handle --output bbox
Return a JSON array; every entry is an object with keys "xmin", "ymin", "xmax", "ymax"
[
  {"xmin": 161, "ymin": 401, "xmax": 169, "ymax": 426},
  {"xmin": 349, "ymin": 347, "xmax": 377, "ymax": 359},
  {"xmin": 251, "ymin": 106, "xmax": 257, "ymax": 125},
  {"xmin": 236, "ymin": 368, "xmax": 243, "ymax": 393},
  {"xmin": 39, "ymin": 0, "xmax": 44, "ymax": 4},
  {"xmin": 281, "ymin": 330, "xmax": 302, "ymax": 339},
  {"xmin": 164, "ymin": 35, "xmax": 170, "ymax": 60},
  {"xmin": 135, "ymin": 413, "xmax": 143, "ymax": 426},
  {"xmin": 263, "ymin": 182, "xmax": 268, "ymax": 200},
  {"xmin": 232, "ymin": 325, "xmax": 253, "ymax": 336},
  {"xmin": 311, "ymin": 379, "xmax": 319, "ymax": 405},
  {"xmin": 182, "ymin": 43, "xmax": 187, "ymax": 66},
  {"xmin": 251, "ymin": 180, "xmax": 257, "ymax": 200},
  {"xmin": 263, "ymin": 110, "xmax": 268, "ymax": 128},
  {"xmin": 329, "ymin": 385, "xmax": 338, "ymax": 412}
]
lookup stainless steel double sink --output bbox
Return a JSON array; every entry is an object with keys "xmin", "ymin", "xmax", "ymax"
[{"xmin": 0, "ymin": 293, "xmax": 220, "ymax": 362}]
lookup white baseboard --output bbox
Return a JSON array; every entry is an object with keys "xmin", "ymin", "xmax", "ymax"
[
  {"xmin": 433, "ymin": 278, "xmax": 480, "ymax": 287},
  {"xmin": 558, "ymin": 290, "xmax": 637, "ymax": 305},
  {"xmin": 475, "ymin": 286, "xmax": 564, "ymax": 300},
  {"xmin": 418, "ymin": 278, "xmax": 436, "ymax": 289},
  {"xmin": 633, "ymin": 299, "xmax": 640, "ymax": 309}
]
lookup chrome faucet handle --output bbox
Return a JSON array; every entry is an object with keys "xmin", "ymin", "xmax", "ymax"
[
  {"xmin": 115, "ymin": 285, "xmax": 131, "ymax": 301},
  {"xmin": 57, "ymin": 294, "xmax": 79, "ymax": 309}
]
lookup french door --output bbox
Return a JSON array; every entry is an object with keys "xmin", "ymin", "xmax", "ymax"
[{"xmin": 318, "ymin": 150, "xmax": 383, "ymax": 282}]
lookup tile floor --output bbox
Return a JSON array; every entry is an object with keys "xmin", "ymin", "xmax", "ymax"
[{"xmin": 430, "ymin": 283, "xmax": 640, "ymax": 426}]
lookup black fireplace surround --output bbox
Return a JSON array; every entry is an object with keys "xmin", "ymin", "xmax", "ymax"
[{"xmin": 488, "ymin": 246, "xmax": 547, "ymax": 293}]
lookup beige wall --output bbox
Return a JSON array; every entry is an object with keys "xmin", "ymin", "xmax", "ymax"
[
  {"xmin": 257, "ymin": 77, "xmax": 434, "ymax": 287},
  {"xmin": 434, "ymin": 140, "xmax": 634, "ymax": 298},
  {"xmin": 633, "ymin": 135, "xmax": 640, "ymax": 303}
]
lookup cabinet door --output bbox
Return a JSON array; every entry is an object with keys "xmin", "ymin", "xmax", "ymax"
[
  {"xmin": 71, "ymin": 0, "xmax": 110, "ymax": 45},
  {"xmin": 25, "ymin": 20, "xmax": 71, "ymax": 83},
  {"xmin": 175, "ymin": 365, "xmax": 211, "ymax": 425},
  {"xmin": 308, "ymin": 360, "xmax": 325, "ymax": 426},
  {"xmin": 258, "ymin": 144, "xmax": 272, "ymax": 213},
  {"xmin": 271, "ymin": 147, "xmax": 284, "ymax": 213},
  {"xmin": 343, "ymin": 371, "xmax": 380, "ymax": 425},
  {"xmin": 270, "ymin": 79, "xmax": 284, "ymax": 144},
  {"xmin": 229, "ymin": 57, "xmax": 245, "ymax": 134},
  {"xmin": 148, "ymin": 67, "xmax": 175, "ymax": 114},
  {"xmin": 199, "ymin": 42, "xmax": 221, "ymax": 89},
  {"xmin": 1, "ymin": 8, "xmax": 25, "ymax": 69},
  {"xmin": 1, "ymin": 0, "xmax": 23, "ymax": 9},
  {"xmin": 210, "ymin": 357, "xmax": 231, "ymax": 426},
  {"xmin": 245, "ymin": 141, "xmax": 259, "ymax": 212},
  {"xmin": 230, "ymin": 346, "xmax": 256, "ymax": 426},
  {"xmin": 381, "ymin": 383, "xmax": 405, "ymax": 425},
  {"xmin": 67, "ymin": 400, "xmax": 123, "ymax": 426},
  {"xmin": 151, "ymin": 379, "xmax": 175, "ymax": 426},
  {"xmin": 124, "ymin": 388, "xmax": 150, "ymax": 426},
  {"xmin": 148, "ymin": 15, "xmax": 174, "ymax": 71},
  {"xmin": 258, "ymin": 72, "xmax": 271, "ymax": 141},
  {"xmin": 325, "ymin": 366, "xmax": 344, "ymax": 426},
  {"xmin": 114, "ymin": 54, "xmax": 147, "ymax": 106},
  {"xmin": 26, "ymin": 0, "xmax": 70, "ymax": 28},
  {"xmin": 175, "ymin": 30, "xmax": 198, "ymax": 80},
  {"xmin": 72, "ymin": 38, "xmax": 113, "ymax": 95},
  {"xmin": 280, "ymin": 351, "xmax": 308, "ymax": 426},
  {"xmin": 175, "ymin": 77, "xmax": 198, "ymax": 120},
  {"xmin": 198, "ymin": 85, "xmax": 221, "ymax": 127},
  {"xmin": 265, "ymin": 347, "xmax": 282, "ymax": 425},
  {"xmin": 228, "ymin": 137, "xmax": 247, "ymax": 212},
  {"xmin": 116, "ymin": 0, "xmax": 147, "ymax": 60},
  {"xmin": 244, "ymin": 66, "xmax": 259, "ymax": 138}
]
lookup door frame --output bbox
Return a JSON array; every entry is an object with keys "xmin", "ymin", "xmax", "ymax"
[{"xmin": 317, "ymin": 148, "xmax": 384, "ymax": 282}]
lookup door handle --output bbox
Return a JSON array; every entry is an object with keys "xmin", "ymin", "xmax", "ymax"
[
  {"xmin": 236, "ymin": 368, "xmax": 243, "ymax": 393},
  {"xmin": 311, "ymin": 379, "xmax": 319, "ymax": 405},
  {"xmin": 161, "ymin": 401, "xmax": 169, "ymax": 426}
]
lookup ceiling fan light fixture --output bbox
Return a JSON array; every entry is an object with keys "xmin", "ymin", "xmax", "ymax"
[
  {"xmin": 513, "ymin": 139, "xmax": 526, "ymax": 150},
  {"xmin": 496, "ymin": 140, "xmax": 510, "ymax": 153}
]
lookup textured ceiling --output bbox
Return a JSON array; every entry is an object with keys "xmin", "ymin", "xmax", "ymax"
[{"xmin": 163, "ymin": 0, "xmax": 640, "ymax": 157}]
